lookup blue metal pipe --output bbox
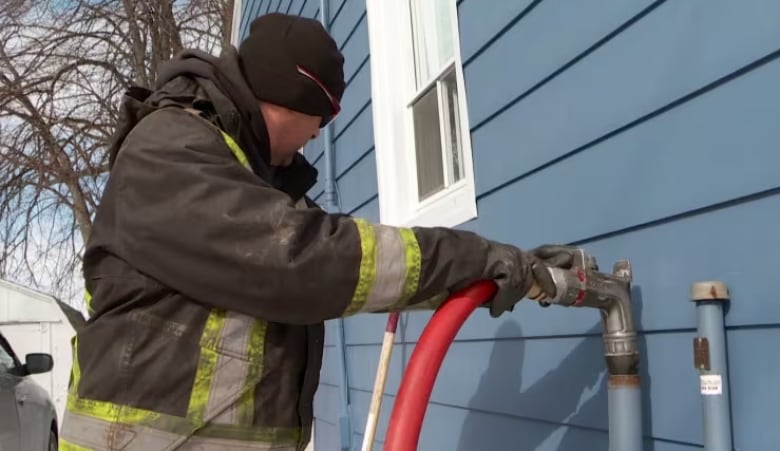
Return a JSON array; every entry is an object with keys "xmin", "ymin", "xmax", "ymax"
[
  {"xmin": 691, "ymin": 281, "xmax": 733, "ymax": 451},
  {"xmin": 539, "ymin": 255, "xmax": 644, "ymax": 449},
  {"xmin": 608, "ymin": 376, "xmax": 643, "ymax": 451},
  {"xmin": 318, "ymin": 2, "xmax": 351, "ymax": 450}
]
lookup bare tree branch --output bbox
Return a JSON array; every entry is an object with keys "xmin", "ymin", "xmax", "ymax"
[{"xmin": 0, "ymin": 0, "xmax": 232, "ymax": 304}]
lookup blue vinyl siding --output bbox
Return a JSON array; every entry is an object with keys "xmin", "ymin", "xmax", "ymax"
[{"xmin": 239, "ymin": 1, "xmax": 780, "ymax": 449}]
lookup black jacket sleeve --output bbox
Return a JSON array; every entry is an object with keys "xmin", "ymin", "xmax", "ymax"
[{"xmin": 94, "ymin": 108, "xmax": 494, "ymax": 324}]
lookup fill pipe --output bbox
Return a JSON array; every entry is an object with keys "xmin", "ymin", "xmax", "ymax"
[{"xmin": 691, "ymin": 281, "xmax": 734, "ymax": 451}]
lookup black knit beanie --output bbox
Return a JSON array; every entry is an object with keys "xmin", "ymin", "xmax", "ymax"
[{"xmin": 238, "ymin": 13, "xmax": 345, "ymax": 127}]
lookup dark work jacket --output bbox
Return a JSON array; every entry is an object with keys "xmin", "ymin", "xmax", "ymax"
[{"xmin": 59, "ymin": 48, "xmax": 496, "ymax": 451}]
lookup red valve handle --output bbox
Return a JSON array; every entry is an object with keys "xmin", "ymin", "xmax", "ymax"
[{"xmin": 384, "ymin": 280, "xmax": 497, "ymax": 451}]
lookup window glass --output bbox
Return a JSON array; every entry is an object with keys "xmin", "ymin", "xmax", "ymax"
[
  {"xmin": 0, "ymin": 342, "xmax": 17, "ymax": 374},
  {"xmin": 441, "ymin": 69, "xmax": 464, "ymax": 184},
  {"xmin": 413, "ymin": 85, "xmax": 445, "ymax": 200},
  {"xmin": 408, "ymin": 0, "xmax": 465, "ymax": 201},
  {"xmin": 409, "ymin": 0, "xmax": 455, "ymax": 89}
]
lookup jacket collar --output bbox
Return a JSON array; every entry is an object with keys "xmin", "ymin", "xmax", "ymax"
[{"xmin": 155, "ymin": 48, "xmax": 318, "ymax": 201}]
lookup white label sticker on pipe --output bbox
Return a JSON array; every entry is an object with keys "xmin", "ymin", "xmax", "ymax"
[{"xmin": 700, "ymin": 374, "xmax": 723, "ymax": 395}]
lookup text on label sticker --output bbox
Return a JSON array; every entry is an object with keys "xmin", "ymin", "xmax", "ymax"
[{"xmin": 700, "ymin": 374, "xmax": 722, "ymax": 396}]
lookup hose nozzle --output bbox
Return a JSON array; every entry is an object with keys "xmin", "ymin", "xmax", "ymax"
[{"xmin": 538, "ymin": 250, "xmax": 638, "ymax": 376}]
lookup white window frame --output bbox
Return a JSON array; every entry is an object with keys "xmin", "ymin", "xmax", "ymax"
[
  {"xmin": 230, "ymin": 0, "xmax": 244, "ymax": 46},
  {"xmin": 366, "ymin": 0, "xmax": 477, "ymax": 228}
]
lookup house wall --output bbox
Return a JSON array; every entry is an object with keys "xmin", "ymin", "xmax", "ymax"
[{"xmin": 238, "ymin": 1, "xmax": 780, "ymax": 449}]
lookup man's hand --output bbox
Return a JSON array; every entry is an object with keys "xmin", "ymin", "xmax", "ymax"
[
  {"xmin": 481, "ymin": 242, "xmax": 559, "ymax": 318},
  {"xmin": 480, "ymin": 243, "xmax": 585, "ymax": 316},
  {"xmin": 529, "ymin": 244, "xmax": 584, "ymax": 307}
]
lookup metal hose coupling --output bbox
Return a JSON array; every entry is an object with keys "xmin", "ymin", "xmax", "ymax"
[{"xmin": 542, "ymin": 249, "xmax": 638, "ymax": 376}]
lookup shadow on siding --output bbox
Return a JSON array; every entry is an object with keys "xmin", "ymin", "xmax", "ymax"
[{"xmin": 457, "ymin": 288, "xmax": 651, "ymax": 450}]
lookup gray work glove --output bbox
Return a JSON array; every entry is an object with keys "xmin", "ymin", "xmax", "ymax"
[
  {"xmin": 482, "ymin": 241, "xmax": 558, "ymax": 318},
  {"xmin": 530, "ymin": 244, "xmax": 582, "ymax": 269},
  {"xmin": 529, "ymin": 244, "xmax": 583, "ymax": 307}
]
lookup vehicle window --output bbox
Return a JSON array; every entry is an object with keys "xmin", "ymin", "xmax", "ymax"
[{"xmin": 0, "ymin": 339, "xmax": 18, "ymax": 374}]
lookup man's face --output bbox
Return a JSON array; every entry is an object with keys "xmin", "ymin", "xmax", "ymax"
[{"xmin": 261, "ymin": 103, "xmax": 323, "ymax": 166}]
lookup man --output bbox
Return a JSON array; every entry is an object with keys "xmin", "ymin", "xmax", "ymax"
[{"xmin": 60, "ymin": 13, "xmax": 574, "ymax": 451}]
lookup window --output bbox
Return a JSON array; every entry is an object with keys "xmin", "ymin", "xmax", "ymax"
[
  {"xmin": 0, "ymin": 338, "xmax": 18, "ymax": 374},
  {"xmin": 367, "ymin": 0, "xmax": 477, "ymax": 227}
]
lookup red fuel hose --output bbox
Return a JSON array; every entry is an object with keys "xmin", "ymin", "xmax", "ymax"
[{"xmin": 384, "ymin": 281, "xmax": 497, "ymax": 451}]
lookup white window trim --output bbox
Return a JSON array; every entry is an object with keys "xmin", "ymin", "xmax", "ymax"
[
  {"xmin": 366, "ymin": 0, "xmax": 478, "ymax": 228},
  {"xmin": 230, "ymin": 0, "xmax": 244, "ymax": 46}
]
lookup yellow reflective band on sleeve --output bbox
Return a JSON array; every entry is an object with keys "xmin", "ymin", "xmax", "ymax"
[
  {"xmin": 344, "ymin": 218, "xmax": 377, "ymax": 315},
  {"xmin": 398, "ymin": 227, "xmax": 422, "ymax": 301},
  {"xmin": 236, "ymin": 319, "xmax": 267, "ymax": 426},
  {"xmin": 342, "ymin": 224, "xmax": 424, "ymax": 314},
  {"xmin": 220, "ymin": 131, "xmax": 251, "ymax": 169},
  {"xmin": 188, "ymin": 308, "xmax": 228, "ymax": 425}
]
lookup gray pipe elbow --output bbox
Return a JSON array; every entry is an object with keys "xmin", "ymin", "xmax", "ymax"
[
  {"xmin": 588, "ymin": 261, "xmax": 638, "ymax": 376},
  {"xmin": 546, "ymin": 255, "xmax": 639, "ymax": 376}
]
